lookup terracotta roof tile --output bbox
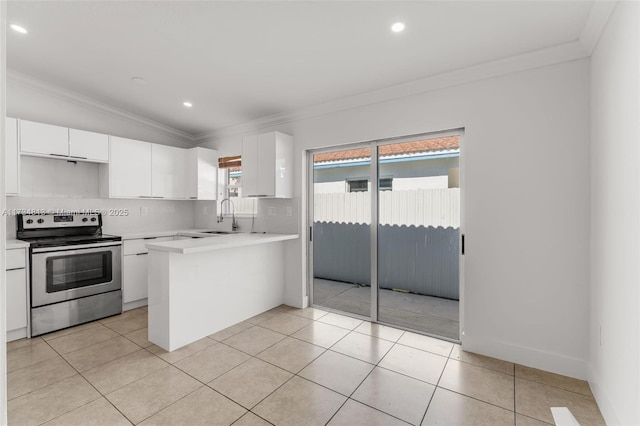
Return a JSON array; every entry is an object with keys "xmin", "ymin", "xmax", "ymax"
[{"xmin": 313, "ymin": 136, "xmax": 459, "ymax": 163}]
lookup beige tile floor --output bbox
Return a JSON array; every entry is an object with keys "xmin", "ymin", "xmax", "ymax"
[{"xmin": 7, "ymin": 305, "xmax": 606, "ymax": 426}]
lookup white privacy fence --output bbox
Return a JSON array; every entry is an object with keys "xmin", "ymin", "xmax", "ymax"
[
  {"xmin": 314, "ymin": 188, "xmax": 460, "ymax": 227},
  {"xmin": 313, "ymin": 222, "xmax": 460, "ymax": 300}
]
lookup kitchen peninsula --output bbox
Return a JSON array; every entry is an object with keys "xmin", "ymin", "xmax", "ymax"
[{"xmin": 146, "ymin": 233, "xmax": 298, "ymax": 351}]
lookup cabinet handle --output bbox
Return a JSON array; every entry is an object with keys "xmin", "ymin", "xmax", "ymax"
[
  {"xmin": 249, "ymin": 194, "xmax": 268, "ymax": 198},
  {"xmin": 136, "ymin": 253, "xmax": 148, "ymax": 256},
  {"xmin": 139, "ymin": 196, "xmax": 164, "ymax": 199},
  {"xmin": 189, "ymin": 197, "xmax": 197, "ymax": 199},
  {"xmin": 50, "ymin": 153, "xmax": 67, "ymax": 157},
  {"xmin": 143, "ymin": 237, "xmax": 158, "ymax": 240},
  {"xmin": 69, "ymin": 155, "xmax": 87, "ymax": 159}
]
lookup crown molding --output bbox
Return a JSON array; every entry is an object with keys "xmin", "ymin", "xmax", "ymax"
[
  {"xmin": 579, "ymin": 1, "xmax": 618, "ymax": 55},
  {"xmin": 7, "ymin": 70, "xmax": 196, "ymax": 143},
  {"xmin": 194, "ymin": 40, "xmax": 589, "ymax": 143}
]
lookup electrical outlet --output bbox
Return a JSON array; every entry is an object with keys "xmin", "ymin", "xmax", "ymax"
[
  {"xmin": 286, "ymin": 207, "xmax": 292, "ymax": 217},
  {"xmin": 268, "ymin": 207, "xmax": 276, "ymax": 216},
  {"xmin": 140, "ymin": 206, "xmax": 148, "ymax": 216}
]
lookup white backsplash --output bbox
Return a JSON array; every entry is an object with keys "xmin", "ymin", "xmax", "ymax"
[
  {"xmin": 20, "ymin": 156, "xmax": 101, "ymax": 198},
  {"xmin": 194, "ymin": 198, "xmax": 299, "ymax": 235},
  {"xmin": 5, "ymin": 197, "xmax": 195, "ymax": 238}
]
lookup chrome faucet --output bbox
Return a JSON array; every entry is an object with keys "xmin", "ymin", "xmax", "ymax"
[{"xmin": 218, "ymin": 198, "xmax": 239, "ymax": 231}]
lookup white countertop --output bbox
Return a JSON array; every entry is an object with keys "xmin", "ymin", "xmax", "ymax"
[
  {"xmin": 146, "ymin": 233, "xmax": 299, "ymax": 254},
  {"xmin": 116, "ymin": 229, "xmax": 206, "ymax": 240},
  {"xmin": 6, "ymin": 239, "xmax": 30, "ymax": 249}
]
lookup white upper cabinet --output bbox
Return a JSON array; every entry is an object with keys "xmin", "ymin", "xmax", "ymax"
[
  {"xmin": 185, "ymin": 147, "xmax": 218, "ymax": 200},
  {"xmin": 152, "ymin": 144, "xmax": 186, "ymax": 199},
  {"xmin": 5, "ymin": 118, "xmax": 19, "ymax": 196},
  {"xmin": 108, "ymin": 136, "xmax": 152, "ymax": 198},
  {"xmin": 20, "ymin": 120, "xmax": 69, "ymax": 157},
  {"xmin": 242, "ymin": 135, "xmax": 259, "ymax": 197},
  {"xmin": 69, "ymin": 128, "xmax": 109, "ymax": 162},
  {"xmin": 242, "ymin": 131, "xmax": 292, "ymax": 198},
  {"xmin": 20, "ymin": 120, "xmax": 109, "ymax": 163}
]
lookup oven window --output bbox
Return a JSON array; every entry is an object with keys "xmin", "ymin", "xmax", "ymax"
[{"xmin": 46, "ymin": 251, "xmax": 112, "ymax": 293}]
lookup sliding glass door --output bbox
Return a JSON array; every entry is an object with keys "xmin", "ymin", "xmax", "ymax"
[
  {"xmin": 375, "ymin": 138, "xmax": 460, "ymax": 339},
  {"xmin": 311, "ymin": 147, "xmax": 371, "ymax": 319},
  {"xmin": 310, "ymin": 132, "xmax": 461, "ymax": 340}
]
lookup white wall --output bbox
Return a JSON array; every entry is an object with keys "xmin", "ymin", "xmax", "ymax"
[
  {"xmin": 7, "ymin": 77, "xmax": 192, "ymax": 148},
  {"xmin": 589, "ymin": 2, "xmax": 640, "ymax": 425},
  {"xmin": 202, "ymin": 58, "xmax": 592, "ymax": 379}
]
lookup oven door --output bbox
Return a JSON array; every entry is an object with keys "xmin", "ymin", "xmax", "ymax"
[{"xmin": 31, "ymin": 242, "xmax": 122, "ymax": 307}]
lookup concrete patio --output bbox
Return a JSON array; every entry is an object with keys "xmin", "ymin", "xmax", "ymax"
[{"xmin": 312, "ymin": 278, "xmax": 459, "ymax": 340}]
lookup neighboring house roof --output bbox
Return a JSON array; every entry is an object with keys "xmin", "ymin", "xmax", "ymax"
[{"xmin": 313, "ymin": 136, "xmax": 460, "ymax": 164}]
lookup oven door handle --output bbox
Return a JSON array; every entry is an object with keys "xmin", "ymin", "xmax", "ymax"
[{"xmin": 31, "ymin": 241, "xmax": 122, "ymax": 254}]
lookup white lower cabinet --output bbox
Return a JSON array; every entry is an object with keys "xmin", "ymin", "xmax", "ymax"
[
  {"xmin": 6, "ymin": 248, "xmax": 29, "ymax": 341},
  {"xmin": 123, "ymin": 254, "xmax": 148, "ymax": 306},
  {"xmin": 122, "ymin": 237, "xmax": 173, "ymax": 310}
]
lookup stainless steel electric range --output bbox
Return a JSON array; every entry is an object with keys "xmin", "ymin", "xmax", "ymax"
[{"xmin": 17, "ymin": 213, "xmax": 122, "ymax": 336}]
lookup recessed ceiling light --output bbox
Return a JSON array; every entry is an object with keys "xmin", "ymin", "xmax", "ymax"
[
  {"xmin": 131, "ymin": 77, "xmax": 147, "ymax": 86},
  {"xmin": 391, "ymin": 22, "xmax": 405, "ymax": 33},
  {"xmin": 10, "ymin": 24, "xmax": 28, "ymax": 34},
  {"xmin": 183, "ymin": 101, "xmax": 193, "ymax": 108}
]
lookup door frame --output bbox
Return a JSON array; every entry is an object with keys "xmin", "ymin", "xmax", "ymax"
[{"xmin": 307, "ymin": 128, "xmax": 465, "ymax": 342}]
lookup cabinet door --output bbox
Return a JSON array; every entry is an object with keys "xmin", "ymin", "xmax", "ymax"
[
  {"xmin": 241, "ymin": 135, "xmax": 259, "ymax": 197},
  {"xmin": 273, "ymin": 132, "xmax": 293, "ymax": 198},
  {"xmin": 186, "ymin": 147, "xmax": 217, "ymax": 200},
  {"xmin": 123, "ymin": 254, "xmax": 148, "ymax": 303},
  {"xmin": 5, "ymin": 118, "xmax": 19, "ymax": 195},
  {"xmin": 257, "ymin": 132, "xmax": 276, "ymax": 197},
  {"xmin": 185, "ymin": 148, "xmax": 198, "ymax": 199},
  {"xmin": 20, "ymin": 120, "xmax": 69, "ymax": 156},
  {"xmin": 152, "ymin": 144, "xmax": 186, "ymax": 199},
  {"xmin": 69, "ymin": 128, "xmax": 109, "ymax": 162},
  {"xmin": 197, "ymin": 148, "xmax": 218, "ymax": 200},
  {"xmin": 6, "ymin": 269, "xmax": 27, "ymax": 332},
  {"xmin": 110, "ymin": 136, "xmax": 152, "ymax": 198}
]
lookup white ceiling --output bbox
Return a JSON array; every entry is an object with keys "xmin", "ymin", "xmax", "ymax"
[{"xmin": 7, "ymin": 1, "xmax": 594, "ymax": 138}]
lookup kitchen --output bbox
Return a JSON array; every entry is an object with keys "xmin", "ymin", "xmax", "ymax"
[{"xmin": 1, "ymin": 2, "xmax": 638, "ymax": 426}]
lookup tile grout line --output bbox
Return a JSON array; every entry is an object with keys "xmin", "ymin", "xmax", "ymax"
[
  {"xmin": 34, "ymin": 309, "xmax": 165, "ymax": 425},
  {"xmin": 34, "ymin": 334, "xmax": 136, "ymax": 425},
  {"xmin": 57, "ymin": 311, "xmax": 156, "ymax": 425},
  {"xmin": 324, "ymin": 330, "xmax": 417, "ymax": 426},
  {"xmin": 420, "ymin": 345, "xmax": 452, "ymax": 426}
]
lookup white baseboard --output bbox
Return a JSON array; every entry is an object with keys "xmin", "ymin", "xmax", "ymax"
[
  {"xmin": 588, "ymin": 366, "xmax": 622, "ymax": 426},
  {"xmin": 6, "ymin": 328, "xmax": 27, "ymax": 342},
  {"xmin": 463, "ymin": 334, "xmax": 588, "ymax": 379},
  {"xmin": 124, "ymin": 299, "xmax": 148, "ymax": 311}
]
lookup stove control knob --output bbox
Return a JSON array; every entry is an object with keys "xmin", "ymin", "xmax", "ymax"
[
  {"xmin": 26, "ymin": 219, "xmax": 33, "ymax": 224},
  {"xmin": 37, "ymin": 219, "xmax": 44, "ymax": 224},
  {"xmin": 90, "ymin": 217, "xmax": 97, "ymax": 222},
  {"xmin": 82, "ymin": 218, "xmax": 89, "ymax": 222}
]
